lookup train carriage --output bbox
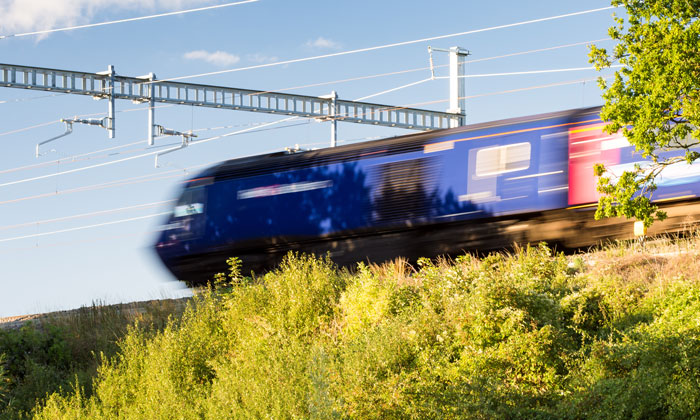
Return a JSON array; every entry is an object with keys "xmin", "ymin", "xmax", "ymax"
[{"xmin": 155, "ymin": 106, "xmax": 700, "ymax": 283}]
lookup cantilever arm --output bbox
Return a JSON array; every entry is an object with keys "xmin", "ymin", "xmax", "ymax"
[
  {"xmin": 36, "ymin": 120, "xmax": 73, "ymax": 157},
  {"xmin": 35, "ymin": 117, "xmax": 108, "ymax": 157},
  {"xmin": 154, "ymin": 127, "xmax": 197, "ymax": 168},
  {"xmin": 155, "ymin": 142, "xmax": 188, "ymax": 168}
]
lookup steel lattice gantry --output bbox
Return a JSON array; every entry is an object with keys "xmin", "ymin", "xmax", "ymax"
[{"xmin": 0, "ymin": 63, "xmax": 464, "ymax": 145}]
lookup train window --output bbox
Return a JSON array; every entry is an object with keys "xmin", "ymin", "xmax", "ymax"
[
  {"xmin": 174, "ymin": 186, "xmax": 206, "ymax": 218},
  {"xmin": 171, "ymin": 185, "xmax": 207, "ymax": 240},
  {"xmin": 370, "ymin": 157, "xmax": 439, "ymax": 223},
  {"xmin": 173, "ymin": 203, "xmax": 203, "ymax": 217},
  {"xmin": 475, "ymin": 142, "xmax": 531, "ymax": 177}
]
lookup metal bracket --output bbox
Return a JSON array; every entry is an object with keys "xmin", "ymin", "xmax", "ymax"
[
  {"xmin": 136, "ymin": 72, "xmax": 157, "ymax": 145},
  {"xmin": 36, "ymin": 120, "xmax": 73, "ymax": 157},
  {"xmin": 96, "ymin": 65, "xmax": 116, "ymax": 138},
  {"xmin": 284, "ymin": 144, "xmax": 310, "ymax": 154},
  {"xmin": 319, "ymin": 91, "xmax": 339, "ymax": 147},
  {"xmin": 154, "ymin": 125, "xmax": 197, "ymax": 168},
  {"xmin": 35, "ymin": 116, "xmax": 107, "ymax": 157},
  {"xmin": 428, "ymin": 46, "xmax": 436, "ymax": 80}
]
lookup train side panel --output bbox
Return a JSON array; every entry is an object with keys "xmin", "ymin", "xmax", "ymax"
[
  {"xmin": 155, "ymin": 107, "xmax": 601, "ymax": 282},
  {"xmin": 568, "ymin": 123, "xmax": 700, "ymax": 206}
]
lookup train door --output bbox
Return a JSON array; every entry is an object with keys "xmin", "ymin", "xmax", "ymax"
[{"xmin": 464, "ymin": 140, "xmax": 533, "ymax": 215}]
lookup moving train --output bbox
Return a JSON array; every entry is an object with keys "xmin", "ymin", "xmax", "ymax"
[{"xmin": 154, "ymin": 106, "xmax": 700, "ymax": 283}]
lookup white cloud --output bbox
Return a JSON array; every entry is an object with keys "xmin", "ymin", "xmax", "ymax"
[
  {"xmin": 246, "ymin": 53, "xmax": 279, "ymax": 64},
  {"xmin": 304, "ymin": 36, "xmax": 340, "ymax": 50},
  {"xmin": 183, "ymin": 50, "xmax": 241, "ymax": 66},
  {"xmin": 0, "ymin": 0, "xmax": 214, "ymax": 38}
]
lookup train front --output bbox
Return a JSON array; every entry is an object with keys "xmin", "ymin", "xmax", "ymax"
[{"xmin": 154, "ymin": 175, "xmax": 216, "ymax": 284}]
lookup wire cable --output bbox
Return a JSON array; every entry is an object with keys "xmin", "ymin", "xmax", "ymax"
[
  {"xmin": 0, "ymin": 120, "xmax": 61, "ymax": 138},
  {"xmin": 353, "ymin": 78, "xmax": 433, "ymax": 101},
  {"xmin": 0, "ymin": 212, "xmax": 170, "ymax": 243},
  {"xmin": 0, "ymin": 73, "xmax": 616, "ymax": 190},
  {"xmin": 0, "ymin": 228, "xmax": 163, "ymax": 253},
  {"xmin": 152, "ymin": 5, "xmax": 616, "ymax": 83},
  {"xmin": 0, "ymin": 66, "xmax": 617, "ymax": 192},
  {"xmin": 434, "ymin": 64, "xmax": 624, "ymax": 79},
  {"xmin": 0, "ymin": 0, "xmax": 259, "ymax": 39},
  {"xmin": 0, "ymin": 120, "xmax": 311, "ymax": 188},
  {"xmin": 0, "ymin": 170, "xmax": 193, "ymax": 206},
  {"xmin": 0, "ymin": 200, "xmax": 174, "ymax": 232},
  {"xmin": 0, "ymin": 104, "xmax": 177, "ymax": 139},
  {"xmin": 1, "ymin": 121, "xmax": 287, "ymax": 177},
  {"xmin": 0, "ymin": 36, "xmax": 614, "ymax": 145},
  {"xmin": 0, "ymin": 93, "xmax": 63, "ymax": 104}
]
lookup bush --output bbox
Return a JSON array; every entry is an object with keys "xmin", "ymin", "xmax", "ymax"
[{"xmin": 27, "ymin": 245, "xmax": 700, "ymax": 419}]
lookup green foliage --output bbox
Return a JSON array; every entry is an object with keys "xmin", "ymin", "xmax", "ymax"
[
  {"xmin": 0, "ymin": 353, "xmax": 7, "ymax": 403},
  {"xmin": 0, "ymin": 300, "xmax": 182, "ymax": 420},
  {"xmin": 21, "ymin": 247, "xmax": 700, "ymax": 418},
  {"xmin": 0, "ymin": 324, "xmax": 73, "ymax": 419},
  {"xmin": 589, "ymin": 0, "xmax": 700, "ymax": 227}
]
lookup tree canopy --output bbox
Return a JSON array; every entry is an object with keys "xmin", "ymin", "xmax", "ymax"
[{"xmin": 589, "ymin": 0, "xmax": 700, "ymax": 227}]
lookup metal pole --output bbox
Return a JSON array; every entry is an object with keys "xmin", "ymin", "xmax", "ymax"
[
  {"xmin": 148, "ymin": 72, "xmax": 156, "ymax": 146},
  {"xmin": 107, "ymin": 65, "xmax": 115, "ymax": 138},
  {"xmin": 447, "ymin": 47, "xmax": 468, "ymax": 127},
  {"xmin": 330, "ymin": 90, "xmax": 338, "ymax": 147}
]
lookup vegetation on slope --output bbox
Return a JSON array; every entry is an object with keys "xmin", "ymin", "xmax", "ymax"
[
  {"xmin": 0, "ymin": 300, "xmax": 183, "ymax": 420},
  {"xmin": 2, "ymin": 240, "xmax": 700, "ymax": 419}
]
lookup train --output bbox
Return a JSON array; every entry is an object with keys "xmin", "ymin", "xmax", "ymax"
[{"xmin": 154, "ymin": 106, "xmax": 700, "ymax": 284}]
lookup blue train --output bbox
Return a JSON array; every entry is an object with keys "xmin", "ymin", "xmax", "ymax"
[{"xmin": 154, "ymin": 106, "xmax": 700, "ymax": 283}]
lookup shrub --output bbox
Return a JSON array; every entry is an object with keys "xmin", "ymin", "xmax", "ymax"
[{"xmin": 27, "ymin": 245, "xmax": 700, "ymax": 419}]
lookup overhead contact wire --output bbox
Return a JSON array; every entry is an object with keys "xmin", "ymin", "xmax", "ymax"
[
  {"xmin": 0, "ymin": 213, "xmax": 171, "ymax": 243},
  {"xmin": 152, "ymin": 6, "xmax": 616, "ymax": 83},
  {"xmin": 0, "ymin": 200, "xmax": 174, "ymax": 231},
  {"xmin": 0, "ymin": 0, "xmax": 259, "ymax": 39}
]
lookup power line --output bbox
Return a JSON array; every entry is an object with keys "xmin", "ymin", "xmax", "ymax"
[
  {"xmin": 256, "ymin": 37, "xmax": 614, "ymax": 96},
  {"xmin": 0, "ymin": 68, "xmax": 617, "ymax": 191},
  {"xmin": 436, "ymin": 64, "xmax": 624, "ymax": 79},
  {"xmin": 0, "ymin": 36, "xmax": 612, "ymax": 145},
  {"xmin": 0, "ymin": 169, "xmax": 193, "ymax": 206},
  {"xmin": 1, "ymin": 121, "xmax": 287, "ymax": 177},
  {"xmin": 0, "ymin": 104, "xmax": 177, "ymax": 138},
  {"xmin": 0, "ymin": 212, "xmax": 170, "ymax": 243},
  {"xmin": 0, "ymin": 76, "xmax": 610, "ymax": 241},
  {"xmin": 0, "ymin": 0, "xmax": 259, "ymax": 40},
  {"xmin": 0, "ymin": 120, "xmax": 312, "ymax": 189},
  {"xmin": 466, "ymin": 38, "xmax": 612, "ymax": 64},
  {"xmin": 153, "ymin": 5, "xmax": 616, "ymax": 83},
  {"xmin": 0, "ymin": 228, "xmax": 164, "ymax": 253},
  {"xmin": 0, "ymin": 200, "xmax": 173, "ymax": 232},
  {"xmin": 330, "ymin": 74, "xmax": 615, "ymax": 120},
  {"xmin": 353, "ymin": 78, "xmax": 433, "ymax": 102},
  {"xmin": 0, "ymin": 93, "xmax": 63, "ymax": 104},
  {"xmin": 0, "ymin": 132, "xmax": 371, "ymax": 209},
  {"xmin": 353, "ymin": 66, "xmax": 619, "ymax": 103},
  {"xmin": 0, "ymin": 77, "xmax": 612, "ymax": 246},
  {"xmin": 0, "ymin": 120, "xmax": 61, "ymax": 138}
]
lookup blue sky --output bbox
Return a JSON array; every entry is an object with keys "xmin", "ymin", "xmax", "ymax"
[{"xmin": 0, "ymin": 0, "xmax": 617, "ymax": 317}]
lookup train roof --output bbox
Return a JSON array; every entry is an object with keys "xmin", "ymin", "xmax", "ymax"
[{"xmin": 198, "ymin": 106, "xmax": 602, "ymax": 182}]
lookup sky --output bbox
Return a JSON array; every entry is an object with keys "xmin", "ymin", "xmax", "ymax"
[{"xmin": 0, "ymin": 0, "xmax": 619, "ymax": 317}]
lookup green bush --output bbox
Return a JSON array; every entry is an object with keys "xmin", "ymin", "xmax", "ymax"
[
  {"xmin": 0, "ymin": 300, "xmax": 181, "ymax": 420},
  {"xmin": 0, "ymin": 353, "xmax": 7, "ymax": 403},
  {"xmin": 25, "ymin": 245, "xmax": 700, "ymax": 419}
]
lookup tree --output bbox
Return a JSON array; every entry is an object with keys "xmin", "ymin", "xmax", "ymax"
[{"xmin": 589, "ymin": 0, "xmax": 700, "ymax": 228}]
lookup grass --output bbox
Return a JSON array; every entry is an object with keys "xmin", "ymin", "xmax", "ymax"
[
  {"xmin": 1, "ymin": 235, "xmax": 699, "ymax": 419},
  {"xmin": 0, "ymin": 299, "xmax": 186, "ymax": 420}
]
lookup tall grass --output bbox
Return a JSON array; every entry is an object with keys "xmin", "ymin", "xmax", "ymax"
[
  {"xmin": 0, "ymin": 299, "xmax": 185, "ymax": 420},
  {"xmin": 4, "ymin": 239, "xmax": 700, "ymax": 419}
]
